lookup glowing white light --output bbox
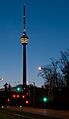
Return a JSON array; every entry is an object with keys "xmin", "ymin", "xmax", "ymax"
[
  {"xmin": 26, "ymin": 81, "xmax": 29, "ymax": 85},
  {"xmin": 38, "ymin": 66, "xmax": 42, "ymax": 71},
  {"xmin": 2, "ymin": 78, "xmax": 3, "ymax": 80},
  {"xmin": 1, "ymin": 106, "xmax": 4, "ymax": 108},
  {"xmin": 20, "ymin": 105, "xmax": 22, "ymax": 108},
  {"xmin": 0, "ymin": 77, "xmax": 3, "ymax": 80}
]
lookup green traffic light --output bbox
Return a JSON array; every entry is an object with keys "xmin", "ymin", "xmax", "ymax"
[
  {"xmin": 43, "ymin": 97, "xmax": 48, "ymax": 102},
  {"xmin": 17, "ymin": 87, "xmax": 21, "ymax": 91}
]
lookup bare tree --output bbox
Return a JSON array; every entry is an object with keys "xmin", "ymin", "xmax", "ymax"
[{"xmin": 59, "ymin": 49, "xmax": 69, "ymax": 88}]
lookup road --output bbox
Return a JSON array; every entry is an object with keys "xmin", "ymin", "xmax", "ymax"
[
  {"xmin": 0, "ymin": 107, "xmax": 56, "ymax": 119},
  {"xmin": 5, "ymin": 106, "xmax": 69, "ymax": 119}
]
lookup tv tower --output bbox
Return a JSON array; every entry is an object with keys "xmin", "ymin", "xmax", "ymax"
[{"xmin": 21, "ymin": 4, "xmax": 28, "ymax": 92}]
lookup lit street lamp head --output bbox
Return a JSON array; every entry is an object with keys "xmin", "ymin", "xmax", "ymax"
[{"xmin": 38, "ymin": 66, "xmax": 42, "ymax": 71}]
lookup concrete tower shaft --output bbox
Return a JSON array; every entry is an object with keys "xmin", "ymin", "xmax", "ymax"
[{"xmin": 21, "ymin": 4, "xmax": 28, "ymax": 92}]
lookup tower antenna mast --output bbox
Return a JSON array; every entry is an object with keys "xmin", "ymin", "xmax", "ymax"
[{"xmin": 24, "ymin": 4, "xmax": 26, "ymax": 33}]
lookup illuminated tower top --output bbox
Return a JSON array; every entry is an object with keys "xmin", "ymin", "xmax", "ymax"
[{"xmin": 21, "ymin": 5, "xmax": 28, "ymax": 45}]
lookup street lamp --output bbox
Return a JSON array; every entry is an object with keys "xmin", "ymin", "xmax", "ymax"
[{"xmin": 38, "ymin": 66, "xmax": 42, "ymax": 71}]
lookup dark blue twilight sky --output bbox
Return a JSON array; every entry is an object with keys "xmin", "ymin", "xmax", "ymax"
[{"xmin": 0, "ymin": 0, "xmax": 69, "ymax": 88}]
